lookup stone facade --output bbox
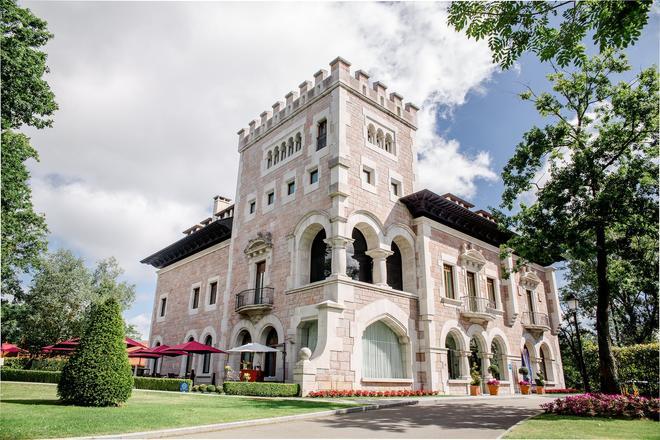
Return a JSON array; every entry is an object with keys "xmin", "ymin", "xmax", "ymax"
[{"xmin": 144, "ymin": 57, "xmax": 565, "ymax": 395}]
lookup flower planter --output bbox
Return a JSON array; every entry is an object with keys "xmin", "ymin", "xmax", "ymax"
[
  {"xmin": 487, "ymin": 384, "xmax": 500, "ymax": 395},
  {"xmin": 520, "ymin": 384, "xmax": 531, "ymax": 395},
  {"xmin": 536, "ymin": 386, "xmax": 545, "ymax": 395},
  {"xmin": 470, "ymin": 385, "xmax": 481, "ymax": 396}
]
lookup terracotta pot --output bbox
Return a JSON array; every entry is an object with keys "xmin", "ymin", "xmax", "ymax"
[
  {"xmin": 487, "ymin": 384, "xmax": 500, "ymax": 395},
  {"xmin": 536, "ymin": 386, "xmax": 545, "ymax": 395},
  {"xmin": 470, "ymin": 385, "xmax": 481, "ymax": 396},
  {"xmin": 520, "ymin": 384, "xmax": 531, "ymax": 395}
]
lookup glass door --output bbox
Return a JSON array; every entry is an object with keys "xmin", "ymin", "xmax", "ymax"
[{"xmin": 254, "ymin": 261, "xmax": 265, "ymax": 304}]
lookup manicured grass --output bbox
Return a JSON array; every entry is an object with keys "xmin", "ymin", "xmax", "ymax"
[
  {"xmin": 505, "ymin": 413, "xmax": 660, "ymax": 439},
  {"xmin": 0, "ymin": 382, "xmax": 357, "ymax": 439}
]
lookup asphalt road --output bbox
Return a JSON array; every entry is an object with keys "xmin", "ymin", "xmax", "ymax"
[{"xmin": 173, "ymin": 396, "xmax": 547, "ymax": 439}]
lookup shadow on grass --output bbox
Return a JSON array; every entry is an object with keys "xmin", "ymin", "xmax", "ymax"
[{"xmin": 2, "ymin": 399, "xmax": 64, "ymax": 406}]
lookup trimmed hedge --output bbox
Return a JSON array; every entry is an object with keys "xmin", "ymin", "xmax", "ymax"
[
  {"xmin": 1, "ymin": 368, "xmax": 61, "ymax": 383},
  {"xmin": 3, "ymin": 357, "xmax": 68, "ymax": 371},
  {"xmin": 133, "ymin": 377, "xmax": 192, "ymax": 392},
  {"xmin": 223, "ymin": 381, "xmax": 300, "ymax": 397}
]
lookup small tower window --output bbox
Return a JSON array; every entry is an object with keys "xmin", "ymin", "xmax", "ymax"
[
  {"xmin": 288, "ymin": 138, "xmax": 294, "ymax": 156},
  {"xmin": 287, "ymin": 180, "xmax": 296, "ymax": 195},
  {"xmin": 280, "ymin": 142, "xmax": 287, "ymax": 160},
  {"xmin": 295, "ymin": 132, "xmax": 302, "ymax": 151},
  {"xmin": 317, "ymin": 119, "xmax": 327, "ymax": 150},
  {"xmin": 249, "ymin": 200, "xmax": 256, "ymax": 214},
  {"xmin": 376, "ymin": 129, "xmax": 384, "ymax": 148},
  {"xmin": 267, "ymin": 151, "xmax": 272, "ymax": 168},
  {"xmin": 267, "ymin": 191, "xmax": 275, "ymax": 205},
  {"xmin": 367, "ymin": 124, "xmax": 375, "ymax": 144},
  {"xmin": 309, "ymin": 168, "xmax": 319, "ymax": 184},
  {"xmin": 384, "ymin": 134, "xmax": 393, "ymax": 153},
  {"xmin": 273, "ymin": 147, "xmax": 279, "ymax": 165}
]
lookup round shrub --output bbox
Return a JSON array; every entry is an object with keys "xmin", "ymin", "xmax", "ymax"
[
  {"xmin": 206, "ymin": 385, "xmax": 216, "ymax": 392},
  {"xmin": 199, "ymin": 384, "xmax": 208, "ymax": 393},
  {"xmin": 57, "ymin": 298, "xmax": 133, "ymax": 406}
]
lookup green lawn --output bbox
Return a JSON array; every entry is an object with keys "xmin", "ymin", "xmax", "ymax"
[
  {"xmin": 505, "ymin": 413, "xmax": 660, "ymax": 439},
  {"xmin": 0, "ymin": 382, "xmax": 357, "ymax": 439}
]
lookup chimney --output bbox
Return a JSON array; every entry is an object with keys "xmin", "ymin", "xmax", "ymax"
[{"xmin": 213, "ymin": 195, "xmax": 232, "ymax": 216}]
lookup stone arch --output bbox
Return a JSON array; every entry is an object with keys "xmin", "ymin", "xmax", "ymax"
[
  {"xmin": 150, "ymin": 335, "xmax": 164, "ymax": 375},
  {"xmin": 198, "ymin": 326, "xmax": 218, "ymax": 375},
  {"xmin": 180, "ymin": 330, "xmax": 198, "ymax": 376},
  {"xmin": 287, "ymin": 137, "xmax": 294, "ymax": 156},
  {"xmin": 346, "ymin": 211, "xmax": 385, "ymax": 250},
  {"xmin": 292, "ymin": 211, "xmax": 332, "ymax": 287},
  {"xmin": 256, "ymin": 314, "xmax": 285, "ymax": 380},
  {"xmin": 353, "ymin": 299, "xmax": 413, "ymax": 382},
  {"xmin": 367, "ymin": 124, "xmax": 375, "ymax": 143},
  {"xmin": 488, "ymin": 330, "xmax": 510, "ymax": 381},
  {"xmin": 438, "ymin": 319, "xmax": 469, "ymax": 350},
  {"xmin": 521, "ymin": 335, "xmax": 539, "ymax": 382},
  {"xmin": 538, "ymin": 341, "xmax": 555, "ymax": 383},
  {"xmin": 386, "ymin": 224, "xmax": 416, "ymax": 293}
]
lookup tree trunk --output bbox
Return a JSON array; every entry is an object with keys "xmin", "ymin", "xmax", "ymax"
[{"xmin": 595, "ymin": 224, "xmax": 619, "ymax": 393}]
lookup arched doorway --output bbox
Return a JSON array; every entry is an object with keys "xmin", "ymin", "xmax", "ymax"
[
  {"xmin": 153, "ymin": 341, "xmax": 161, "ymax": 375},
  {"xmin": 386, "ymin": 242, "xmax": 403, "ymax": 290},
  {"xmin": 469, "ymin": 337, "xmax": 483, "ymax": 376},
  {"xmin": 521, "ymin": 344, "xmax": 534, "ymax": 382},
  {"xmin": 202, "ymin": 335, "xmax": 213, "ymax": 374},
  {"xmin": 238, "ymin": 330, "xmax": 253, "ymax": 368},
  {"xmin": 309, "ymin": 229, "xmax": 331, "ymax": 283},
  {"xmin": 184, "ymin": 336, "xmax": 195, "ymax": 374},
  {"xmin": 446, "ymin": 333, "xmax": 461, "ymax": 380},
  {"xmin": 264, "ymin": 327, "xmax": 278, "ymax": 377},
  {"xmin": 490, "ymin": 339, "xmax": 506, "ymax": 380},
  {"xmin": 347, "ymin": 228, "xmax": 372, "ymax": 283}
]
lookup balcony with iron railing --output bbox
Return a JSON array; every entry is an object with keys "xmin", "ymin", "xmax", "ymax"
[
  {"xmin": 521, "ymin": 311, "xmax": 550, "ymax": 336},
  {"xmin": 460, "ymin": 296, "xmax": 496, "ymax": 325},
  {"xmin": 235, "ymin": 287, "xmax": 274, "ymax": 315}
]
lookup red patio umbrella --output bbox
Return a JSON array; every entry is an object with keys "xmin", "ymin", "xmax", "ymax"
[
  {"xmin": 1, "ymin": 343, "xmax": 24, "ymax": 356},
  {"xmin": 166, "ymin": 340, "xmax": 227, "ymax": 354},
  {"xmin": 42, "ymin": 337, "xmax": 149, "ymax": 355},
  {"xmin": 125, "ymin": 338, "xmax": 147, "ymax": 349},
  {"xmin": 132, "ymin": 345, "xmax": 188, "ymax": 358}
]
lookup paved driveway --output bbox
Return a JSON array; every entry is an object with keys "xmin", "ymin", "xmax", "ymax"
[{"xmin": 173, "ymin": 396, "xmax": 547, "ymax": 439}]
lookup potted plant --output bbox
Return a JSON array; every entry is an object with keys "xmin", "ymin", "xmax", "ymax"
[
  {"xmin": 535, "ymin": 372, "xmax": 546, "ymax": 394},
  {"xmin": 487, "ymin": 379, "xmax": 500, "ymax": 395},
  {"xmin": 518, "ymin": 367, "xmax": 531, "ymax": 395},
  {"xmin": 470, "ymin": 365, "xmax": 481, "ymax": 396},
  {"xmin": 488, "ymin": 364, "xmax": 500, "ymax": 380}
]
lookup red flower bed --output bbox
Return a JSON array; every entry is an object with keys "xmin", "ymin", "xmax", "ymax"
[
  {"xmin": 545, "ymin": 388, "xmax": 580, "ymax": 394},
  {"xmin": 308, "ymin": 389, "xmax": 439, "ymax": 398},
  {"xmin": 541, "ymin": 393, "xmax": 659, "ymax": 420}
]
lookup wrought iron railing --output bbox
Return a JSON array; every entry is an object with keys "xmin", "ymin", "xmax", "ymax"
[
  {"xmin": 461, "ymin": 296, "xmax": 496, "ymax": 314},
  {"xmin": 235, "ymin": 287, "xmax": 274, "ymax": 311},
  {"xmin": 521, "ymin": 311, "xmax": 550, "ymax": 327}
]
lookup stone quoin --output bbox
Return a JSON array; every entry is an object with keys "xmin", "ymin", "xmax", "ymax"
[{"xmin": 141, "ymin": 56, "xmax": 565, "ymax": 395}]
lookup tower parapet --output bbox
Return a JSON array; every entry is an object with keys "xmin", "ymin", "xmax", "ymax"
[{"xmin": 236, "ymin": 56, "xmax": 419, "ymax": 151}]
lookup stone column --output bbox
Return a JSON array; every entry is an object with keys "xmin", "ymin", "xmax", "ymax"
[
  {"xmin": 324, "ymin": 236, "xmax": 353, "ymax": 277},
  {"xmin": 365, "ymin": 248, "xmax": 394, "ymax": 286},
  {"xmin": 481, "ymin": 352, "xmax": 493, "ymax": 381},
  {"xmin": 460, "ymin": 350, "xmax": 471, "ymax": 381},
  {"xmin": 293, "ymin": 348, "xmax": 316, "ymax": 397}
]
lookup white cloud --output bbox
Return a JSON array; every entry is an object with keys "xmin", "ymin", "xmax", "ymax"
[
  {"xmin": 126, "ymin": 312, "xmax": 151, "ymax": 342},
  {"xmin": 23, "ymin": 2, "xmax": 498, "ymax": 319}
]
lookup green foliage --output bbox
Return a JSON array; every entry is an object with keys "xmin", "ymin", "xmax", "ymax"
[
  {"xmin": 1, "ymin": 0, "xmax": 58, "ymax": 300},
  {"xmin": 535, "ymin": 371, "xmax": 546, "ymax": 387},
  {"xmin": 223, "ymin": 382, "xmax": 300, "ymax": 397},
  {"xmin": 58, "ymin": 298, "xmax": 133, "ymax": 406},
  {"xmin": 447, "ymin": 1, "xmax": 653, "ymax": 69},
  {"xmin": 133, "ymin": 377, "xmax": 192, "ymax": 392},
  {"xmin": 198, "ymin": 384, "xmax": 208, "ymax": 393},
  {"xmin": 1, "ymin": 367, "xmax": 60, "ymax": 383},
  {"xmin": 206, "ymin": 385, "xmax": 216, "ymax": 392},
  {"xmin": 518, "ymin": 366, "xmax": 529, "ymax": 376},
  {"xmin": 488, "ymin": 364, "xmax": 500, "ymax": 378},
  {"xmin": 3, "ymin": 357, "xmax": 67, "ymax": 371},
  {"xmin": 470, "ymin": 365, "xmax": 482, "ymax": 386}
]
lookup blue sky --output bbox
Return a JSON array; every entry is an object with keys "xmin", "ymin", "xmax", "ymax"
[{"xmin": 20, "ymin": 2, "xmax": 659, "ymax": 340}]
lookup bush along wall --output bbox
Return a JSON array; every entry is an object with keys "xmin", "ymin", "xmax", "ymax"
[
  {"xmin": 133, "ymin": 377, "xmax": 192, "ymax": 392},
  {"xmin": 58, "ymin": 298, "xmax": 134, "ymax": 406},
  {"xmin": 0, "ymin": 368, "xmax": 61, "ymax": 383},
  {"xmin": 3, "ymin": 357, "xmax": 68, "ymax": 371},
  {"xmin": 223, "ymin": 382, "xmax": 300, "ymax": 397}
]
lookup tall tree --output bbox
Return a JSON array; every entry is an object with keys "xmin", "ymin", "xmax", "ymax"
[
  {"xmin": 495, "ymin": 51, "xmax": 658, "ymax": 393},
  {"xmin": 1, "ymin": 0, "xmax": 58, "ymax": 299},
  {"xmin": 448, "ymin": 1, "xmax": 653, "ymax": 69}
]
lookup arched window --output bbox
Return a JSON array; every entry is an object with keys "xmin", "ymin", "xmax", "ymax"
[
  {"xmin": 288, "ymin": 138, "xmax": 294, "ymax": 156},
  {"xmin": 264, "ymin": 328, "xmax": 278, "ymax": 377},
  {"xmin": 310, "ymin": 229, "xmax": 331, "ymax": 283},
  {"xmin": 346, "ymin": 229, "xmax": 372, "ymax": 283},
  {"xmin": 367, "ymin": 124, "xmax": 375, "ymax": 144},
  {"xmin": 202, "ymin": 335, "xmax": 212, "ymax": 374},
  {"xmin": 280, "ymin": 142, "xmax": 287, "ymax": 160},
  {"xmin": 267, "ymin": 151, "xmax": 272, "ymax": 168},
  {"xmin": 470, "ymin": 337, "xmax": 483, "ymax": 375},
  {"xmin": 239, "ymin": 331, "xmax": 253, "ymax": 368},
  {"xmin": 490, "ymin": 340, "xmax": 504, "ymax": 380},
  {"xmin": 295, "ymin": 132, "xmax": 302, "ymax": 151},
  {"xmin": 384, "ymin": 134, "xmax": 393, "ymax": 153},
  {"xmin": 540, "ymin": 345, "xmax": 550, "ymax": 381},
  {"xmin": 362, "ymin": 321, "xmax": 405, "ymax": 379},
  {"xmin": 446, "ymin": 333, "xmax": 461, "ymax": 379},
  {"xmin": 185, "ymin": 336, "xmax": 195, "ymax": 374},
  {"xmin": 273, "ymin": 147, "xmax": 279, "ymax": 164},
  {"xmin": 386, "ymin": 242, "xmax": 403, "ymax": 290},
  {"xmin": 376, "ymin": 129, "xmax": 384, "ymax": 148}
]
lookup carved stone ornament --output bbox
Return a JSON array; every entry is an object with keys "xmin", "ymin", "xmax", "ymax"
[
  {"xmin": 459, "ymin": 242, "xmax": 487, "ymax": 270},
  {"xmin": 244, "ymin": 232, "xmax": 273, "ymax": 258},
  {"xmin": 519, "ymin": 269, "xmax": 541, "ymax": 289}
]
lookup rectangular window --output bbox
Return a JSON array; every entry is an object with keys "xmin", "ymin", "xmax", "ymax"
[
  {"xmin": 316, "ymin": 119, "xmax": 327, "ymax": 150},
  {"xmin": 249, "ymin": 200, "xmax": 256, "ymax": 214},
  {"xmin": 192, "ymin": 287, "xmax": 200, "ymax": 309},
  {"xmin": 209, "ymin": 282, "xmax": 217, "ymax": 305},
  {"xmin": 267, "ymin": 191, "xmax": 275, "ymax": 205},
  {"xmin": 362, "ymin": 168, "xmax": 372, "ymax": 184},
  {"xmin": 159, "ymin": 297, "xmax": 167, "ymax": 317},
  {"xmin": 287, "ymin": 180, "xmax": 296, "ymax": 195},
  {"xmin": 487, "ymin": 278, "xmax": 496, "ymax": 306},
  {"xmin": 391, "ymin": 181, "xmax": 399, "ymax": 196},
  {"xmin": 309, "ymin": 169, "xmax": 319, "ymax": 184},
  {"xmin": 466, "ymin": 271, "xmax": 476, "ymax": 297},
  {"xmin": 443, "ymin": 264, "xmax": 455, "ymax": 299}
]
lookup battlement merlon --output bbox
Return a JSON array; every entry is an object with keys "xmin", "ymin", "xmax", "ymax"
[{"xmin": 236, "ymin": 56, "xmax": 419, "ymax": 150}]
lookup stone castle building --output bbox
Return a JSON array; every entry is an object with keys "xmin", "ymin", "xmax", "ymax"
[{"xmin": 142, "ymin": 57, "xmax": 565, "ymax": 395}]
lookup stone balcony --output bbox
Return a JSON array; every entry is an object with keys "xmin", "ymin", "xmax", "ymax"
[
  {"xmin": 460, "ymin": 296, "xmax": 496, "ymax": 326},
  {"xmin": 521, "ymin": 311, "xmax": 550, "ymax": 337},
  {"xmin": 235, "ymin": 287, "xmax": 274, "ymax": 318}
]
